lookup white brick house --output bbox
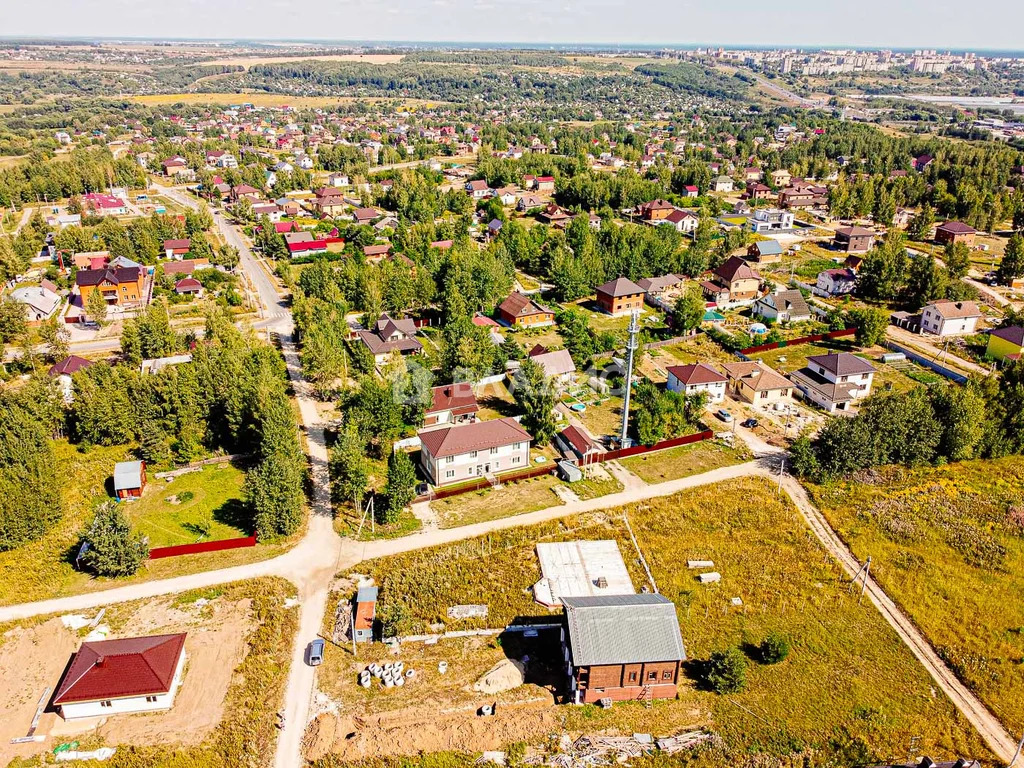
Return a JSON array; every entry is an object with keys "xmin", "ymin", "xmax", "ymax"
[{"xmin": 419, "ymin": 417, "xmax": 532, "ymax": 487}]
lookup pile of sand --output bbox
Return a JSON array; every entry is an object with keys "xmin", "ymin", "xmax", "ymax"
[{"xmin": 472, "ymin": 658, "xmax": 526, "ymax": 694}]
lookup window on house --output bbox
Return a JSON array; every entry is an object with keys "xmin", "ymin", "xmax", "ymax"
[
  {"xmin": 490, "ymin": 447, "xmax": 498, "ymax": 455},
  {"xmin": 647, "ymin": 671, "xmax": 658, "ymax": 681},
  {"xmin": 100, "ymin": 700, "xmax": 112, "ymax": 708},
  {"xmin": 662, "ymin": 670, "xmax": 672, "ymax": 681},
  {"xmin": 628, "ymin": 671, "xmax": 637, "ymax": 682},
  {"xmin": 146, "ymin": 695, "xmax": 159, "ymax": 703},
  {"xmin": 445, "ymin": 470, "xmax": 454, "ymax": 479},
  {"xmin": 445, "ymin": 456, "xmax": 454, "ymax": 464},
  {"xmin": 512, "ymin": 456, "xmax": 520, "ymax": 464},
  {"xmin": 760, "ymin": 391, "xmax": 768, "ymax": 398},
  {"xmin": 470, "ymin": 450, "xmax": 478, "ymax": 459}
]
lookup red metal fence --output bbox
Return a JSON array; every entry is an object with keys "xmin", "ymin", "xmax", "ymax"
[
  {"xmin": 739, "ymin": 328, "xmax": 856, "ymax": 356},
  {"xmin": 148, "ymin": 535, "xmax": 257, "ymax": 560},
  {"xmin": 603, "ymin": 429, "xmax": 714, "ymax": 461},
  {"xmin": 413, "ymin": 429, "xmax": 715, "ymax": 503}
]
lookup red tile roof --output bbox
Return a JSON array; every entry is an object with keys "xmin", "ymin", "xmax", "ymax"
[
  {"xmin": 54, "ymin": 633, "xmax": 186, "ymax": 705},
  {"xmin": 937, "ymin": 220, "xmax": 976, "ymax": 235},
  {"xmin": 48, "ymin": 355, "xmax": 94, "ymax": 376},
  {"xmin": 666, "ymin": 363, "xmax": 726, "ymax": 386},
  {"xmin": 428, "ymin": 383, "xmax": 479, "ymax": 417}
]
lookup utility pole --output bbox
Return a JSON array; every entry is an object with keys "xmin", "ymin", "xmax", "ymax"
[
  {"xmin": 1009, "ymin": 729, "xmax": 1024, "ymax": 768},
  {"xmin": 619, "ymin": 310, "xmax": 640, "ymax": 449},
  {"xmin": 849, "ymin": 556, "xmax": 872, "ymax": 604}
]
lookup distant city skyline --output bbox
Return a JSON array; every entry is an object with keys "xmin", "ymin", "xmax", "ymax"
[{"xmin": 5, "ymin": 0, "xmax": 1024, "ymax": 52}]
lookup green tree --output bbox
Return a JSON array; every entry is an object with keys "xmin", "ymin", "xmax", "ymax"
[
  {"xmin": 759, "ymin": 633, "xmax": 790, "ymax": 664},
  {"xmin": 997, "ymin": 233, "xmax": 1024, "ymax": 286},
  {"xmin": 848, "ymin": 307, "xmax": 889, "ymax": 347},
  {"xmin": 631, "ymin": 377, "xmax": 664, "ymax": 445},
  {"xmin": 79, "ymin": 502, "xmax": 148, "ymax": 577},
  {"xmin": 511, "ymin": 357, "xmax": 557, "ymax": 446},
  {"xmin": 329, "ymin": 424, "xmax": 369, "ymax": 511},
  {"xmin": 382, "ymin": 449, "xmax": 416, "ymax": 524},
  {"xmin": 673, "ymin": 283, "xmax": 706, "ymax": 334},
  {"xmin": 931, "ymin": 383, "xmax": 987, "ymax": 462},
  {"xmin": 245, "ymin": 386, "xmax": 304, "ymax": 538},
  {"xmin": 0, "ymin": 397, "xmax": 63, "ymax": 550},
  {"xmin": 85, "ymin": 287, "xmax": 108, "ymax": 326},
  {"xmin": 704, "ymin": 647, "xmax": 747, "ymax": 694},
  {"xmin": 943, "ymin": 241, "xmax": 971, "ymax": 281},
  {"xmin": 904, "ymin": 252, "xmax": 948, "ymax": 310},
  {"xmin": 907, "ymin": 203, "xmax": 934, "ymax": 241}
]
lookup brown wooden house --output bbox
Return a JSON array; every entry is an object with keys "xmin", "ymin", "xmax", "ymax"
[{"xmin": 561, "ymin": 594, "xmax": 686, "ymax": 705}]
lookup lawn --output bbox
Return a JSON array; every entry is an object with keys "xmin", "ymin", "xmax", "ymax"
[
  {"xmin": 430, "ymin": 474, "xmax": 563, "ymax": 528},
  {"xmin": 750, "ymin": 340, "xmax": 927, "ymax": 394},
  {"xmin": 574, "ymin": 394, "xmax": 624, "ymax": 438},
  {"xmin": 808, "ymin": 456, "xmax": 1024, "ymax": 737},
  {"xmin": 0, "ymin": 442, "xmax": 295, "ymax": 608},
  {"xmin": 620, "ymin": 439, "xmax": 752, "ymax": 484},
  {"xmin": 127, "ymin": 462, "xmax": 249, "ymax": 547},
  {"xmin": 652, "ymin": 334, "xmax": 737, "ymax": 367},
  {"xmin": 344, "ymin": 477, "xmax": 992, "ymax": 765}
]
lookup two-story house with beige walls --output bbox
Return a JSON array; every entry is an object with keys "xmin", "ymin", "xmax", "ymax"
[{"xmin": 419, "ymin": 417, "xmax": 532, "ymax": 487}]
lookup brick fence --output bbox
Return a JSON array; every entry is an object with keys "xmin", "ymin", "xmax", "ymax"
[{"xmin": 148, "ymin": 535, "xmax": 257, "ymax": 560}]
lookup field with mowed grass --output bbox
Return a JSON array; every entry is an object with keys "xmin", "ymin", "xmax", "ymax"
[
  {"xmin": 340, "ymin": 476, "xmax": 992, "ymax": 766},
  {"xmin": 0, "ymin": 442, "xmax": 294, "ymax": 608},
  {"xmin": 619, "ymin": 440, "xmax": 752, "ymax": 483},
  {"xmin": 127, "ymin": 462, "xmax": 249, "ymax": 547},
  {"xmin": 808, "ymin": 457, "xmax": 1024, "ymax": 737}
]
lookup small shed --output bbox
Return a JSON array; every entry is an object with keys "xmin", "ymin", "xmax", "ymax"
[
  {"xmin": 113, "ymin": 460, "xmax": 146, "ymax": 500},
  {"xmin": 353, "ymin": 586, "xmax": 378, "ymax": 643}
]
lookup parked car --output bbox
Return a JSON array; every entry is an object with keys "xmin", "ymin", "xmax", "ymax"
[
  {"xmin": 741, "ymin": 418, "xmax": 759, "ymax": 428},
  {"xmin": 716, "ymin": 409, "xmax": 733, "ymax": 423},
  {"xmin": 307, "ymin": 638, "xmax": 325, "ymax": 666}
]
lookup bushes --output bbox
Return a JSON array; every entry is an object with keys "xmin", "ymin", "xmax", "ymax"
[
  {"xmin": 704, "ymin": 647, "xmax": 747, "ymax": 694},
  {"xmin": 759, "ymin": 633, "xmax": 791, "ymax": 664},
  {"xmin": 79, "ymin": 502, "xmax": 149, "ymax": 577}
]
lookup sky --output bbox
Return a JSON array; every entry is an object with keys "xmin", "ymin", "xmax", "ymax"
[{"xmin": 4, "ymin": 0, "xmax": 1024, "ymax": 51}]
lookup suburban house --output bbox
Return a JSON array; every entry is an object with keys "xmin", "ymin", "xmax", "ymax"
[
  {"xmin": 596, "ymin": 276, "xmax": 645, "ymax": 316},
  {"xmin": 423, "ymin": 382, "xmax": 479, "ymax": 430},
  {"xmin": 746, "ymin": 239, "xmax": 784, "ymax": 264},
  {"xmin": 721, "ymin": 361, "xmax": 793, "ymax": 404},
  {"xmin": 10, "ymin": 282, "xmax": 62, "ymax": 322},
  {"xmin": 555, "ymin": 425, "xmax": 603, "ymax": 465},
  {"xmin": 778, "ymin": 182, "xmax": 827, "ymax": 209},
  {"xmin": 666, "ymin": 363, "xmax": 727, "ymax": 403},
  {"xmin": 517, "ymin": 194, "xmax": 543, "ymax": 211},
  {"xmin": 711, "ymin": 175, "xmax": 734, "ymax": 193},
  {"xmin": 833, "ymin": 227, "xmax": 876, "ymax": 254},
  {"xmin": 536, "ymin": 176, "xmax": 555, "ymax": 192},
  {"xmin": 660, "ymin": 208, "xmax": 699, "ymax": 233},
  {"xmin": 529, "ymin": 346, "xmax": 577, "ymax": 388},
  {"xmin": 163, "ymin": 239, "xmax": 191, "ymax": 259},
  {"xmin": 49, "ymin": 355, "xmax": 94, "ymax": 403},
  {"xmin": 113, "ymin": 460, "xmax": 146, "ymax": 500},
  {"xmin": 701, "ymin": 256, "xmax": 762, "ymax": 305},
  {"xmin": 284, "ymin": 231, "xmax": 328, "ymax": 257},
  {"xmin": 497, "ymin": 292, "xmax": 555, "ymax": 327},
  {"xmin": 789, "ymin": 352, "xmax": 876, "ymax": 413},
  {"xmin": 495, "ymin": 186, "xmax": 517, "ymax": 206},
  {"xmin": 636, "ymin": 274, "xmax": 684, "ymax": 298},
  {"xmin": 539, "ymin": 204, "xmax": 571, "ymax": 225},
  {"xmin": 76, "ymin": 266, "xmax": 145, "ymax": 307},
  {"xmin": 418, "ymin": 417, "xmax": 533, "ymax": 487},
  {"xmin": 466, "ymin": 179, "xmax": 491, "ymax": 199},
  {"xmin": 748, "ymin": 208, "xmax": 795, "ymax": 233},
  {"xmin": 357, "ymin": 313, "xmax": 423, "ymax": 364},
  {"xmin": 753, "ymin": 289, "xmax": 812, "ymax": 323},
  {"xmin": 744, "ymin": 182, "xmax": 774, "ymax": 202},
  {"xmin": 986, "ymin": 325, "xmax": 1024, "ymax": 362},
  {"xmin": 53, "ymin": 633, "xmax": 187, "ymax": 720},
  {"xmin": 636, "ymin": 199, "xmax": 676, "ymax": 222},
  {"xmin": 353, "ymin": 207, "xmax": 381, "ymax": 225},
  {"xmin": 82, "ymin": 193, "xmax": 128, "ymax": 217},
  {"xmin": 313, "ymin": 187, "xmax": 347, "ymax": 217},
  {"xmin": 920, "ymin": 300, "xmax": 982, "ymax": 336},
  {"xmin": 561, "ymin": 594, "xmax": 686, "ymax": 705},
  {"xmin": 816, "ymin": 268, "xmax": 857, "ymax": 297},
  {"xmin": 353, "ymin": 586, "xmax": 378, "ymax": 644},
  {"xmin": 770, "ymin": 169, "xmax": 792, "ymax": 187},
  {"xmin": 935, "ymin": 221, "xmax": 977, "ymax": 247},
  {"xmin": 174, "ymin": 278, "xmax": 203, "ymax": 297}
]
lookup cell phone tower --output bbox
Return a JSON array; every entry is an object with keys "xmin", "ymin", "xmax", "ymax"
[{"xmin": 619, "ymin": 310, "xmax": 640, "ymax": 449}]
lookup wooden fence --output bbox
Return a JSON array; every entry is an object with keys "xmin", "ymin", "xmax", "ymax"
[
  {"xmin": 739, "ymin": 327, "xmax": 856, "ymax": 356},
  {"xmin": 148, "ymin": 534, "xmax": 257, "ymax": 560}
]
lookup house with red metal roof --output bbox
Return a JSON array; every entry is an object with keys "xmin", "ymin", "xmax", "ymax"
[
  {"xmin": 418, "ymin": 417, "xmax": 532, "ymax": 487},
  {"xmin": 497, "ymin": 291, "xmax": 555, "ymax": 327},
  {"xmin": 424, "ymin": 382, "xmax": 479, "ymax": 430},
  {"xmin": 666, "ymin": 363, "xmax": 727, "ymax": 403},
  {"xmin": 53, "ymin": 633, "xmax": 187, "ymax": 719}
]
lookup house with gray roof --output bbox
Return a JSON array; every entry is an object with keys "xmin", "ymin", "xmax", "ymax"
[
  {"xmin": 560, "ymin": 594, "xmax": 685, "ymax": 705},
  {"xmin": 789, "ymin": 352, "xmax": 875, "ymax": 413}
]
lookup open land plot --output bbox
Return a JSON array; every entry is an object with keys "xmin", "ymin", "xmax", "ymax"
[
  {"xmin": 315, "ymin": 477, "xmax": 992, "ymax": 766},
  {"xmin": 749, "ymin": 340, "xmax": 928, "ymax": 394},
  {"xmin": 127, "ymin": 462, "xmax": 249, "ymax": 548},
  {"xmin": 808, "ymin": 456, "xmax": 1024, "ymax": 737},
  {"xmin": 619, "ymin": 439, "xmax": 752, "ymax": 484},
  {"xmin": 0, "ymin": 577, "xmax": 296, "ymax": 767},
  {"xmin": 0, "ymin": 442, "xmax": 296, "ymax": 608}
]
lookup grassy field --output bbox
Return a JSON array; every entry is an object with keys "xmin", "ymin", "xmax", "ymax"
[
  {"xmin": 808, "ymin": 457, "xmax": 1024, "ymax": 737},
  {"xmin": 620, "ymin": 440, "xmax": 752, "ymax": 484},
  {"xmin": 430, "ymin": 474, "xmax": 563, "ymax": 528},
  {"xmin": 0, "ymin": 442, "xmax": 295, "ymax": 608},
  {"xmin": 127, "ymin": 462, "xmax": 249, "ymax": 547},
  {"xmin": 749, "ymin": 340, "xmax": 927, "ymax": 394},
  {"xmin": 343, "ymin": 477, "xmax": 992, "ymax": 765}
]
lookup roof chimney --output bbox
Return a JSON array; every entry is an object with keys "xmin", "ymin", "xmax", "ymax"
[{"xmin": 95, "ymin": 656, "xmax": 105, "ymax": 667}]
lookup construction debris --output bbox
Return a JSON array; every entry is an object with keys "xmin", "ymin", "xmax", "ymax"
[
  {"xmin": 540, "ymin": 731, "xmax": 717, "ymax": 767},
  {"xmin": 332, "ymin": 599, "xmax": 353, "ymax": 645},
  {"xmin": 697, "ymin": 572, "xmax": 721, "ymax": 584},
  {"xmin": 687, "ymin": 560, "xmax": 714, "ymax": 569}
]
